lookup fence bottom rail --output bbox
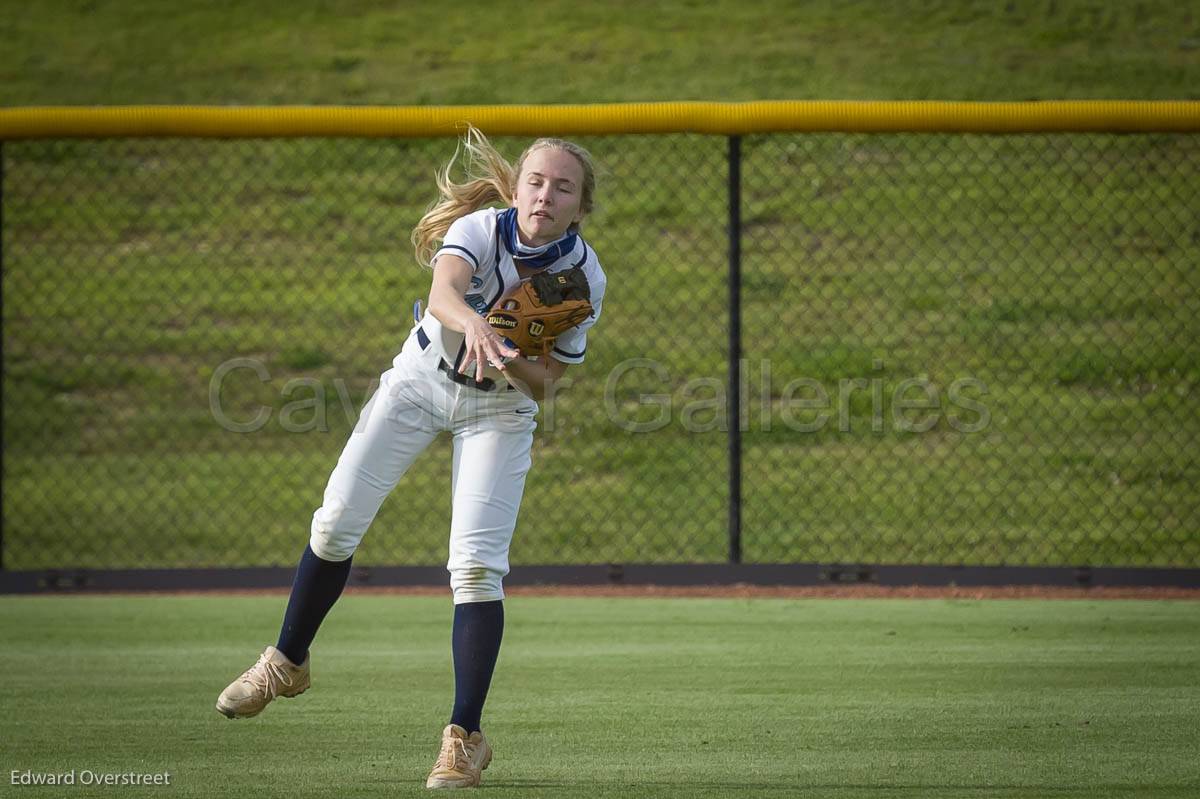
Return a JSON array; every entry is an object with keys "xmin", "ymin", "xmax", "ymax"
[{"xmin": 2, "ymin": 563, "xmax": 1198, "ymax": 593}]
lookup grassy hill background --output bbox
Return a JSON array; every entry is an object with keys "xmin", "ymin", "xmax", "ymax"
[{"xmin": 3, "ymin": 0, "xmax": 1199, "ymax": 105}]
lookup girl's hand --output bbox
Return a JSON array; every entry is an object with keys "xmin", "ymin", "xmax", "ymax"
[{"xmin": 461, "ymin": 315, "xmax": 520, "ymax": 382}]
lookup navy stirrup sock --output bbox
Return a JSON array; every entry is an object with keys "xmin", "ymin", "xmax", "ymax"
[
  {"xmin": 449, "ymin": 600, "xmax": 505, "ymax": 734},
  {"xmin": 275, "ymin": 544, "xmax": 353, "ymax": 665}
]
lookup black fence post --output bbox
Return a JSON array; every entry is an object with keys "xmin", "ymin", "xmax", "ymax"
[
  {"xmin": 727, "ymin": 135, "xmax": 742, "ymax": 565},
  {"xmin": 0, "ymin": 140, "xmax": 6, "ymax": 572}
]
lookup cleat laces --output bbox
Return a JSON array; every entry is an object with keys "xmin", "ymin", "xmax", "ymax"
[
  {"xmin": 436, "ymin": 735, "xmax": 473, "ymax": 772},
  {"xmin": 240, "ymin": 653, "xmax": 295, "ymax": 699}
]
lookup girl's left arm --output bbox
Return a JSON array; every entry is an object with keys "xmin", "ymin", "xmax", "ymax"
[{"xmin": 504, "ymin": 356, "xmax": 570, "ymax": 402}]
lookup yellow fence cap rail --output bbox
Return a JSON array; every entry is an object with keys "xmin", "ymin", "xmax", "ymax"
[{"xmin": 2, "ymin": 101, "xmax": 1199, "ymax": 139}]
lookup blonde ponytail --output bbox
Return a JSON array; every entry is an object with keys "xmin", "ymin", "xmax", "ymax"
[{"xmin": 411, "ymin": 126, "xmax": 516, "ymax": 267}]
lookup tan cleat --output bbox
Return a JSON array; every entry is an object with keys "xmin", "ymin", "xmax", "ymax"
[
  {"xmin": 215, "ymin": 646, "xmax": 310, "ymax": 719},
  {"xmin": 425, "ymin": 724, "xmax": 492, "ymax": 789}
]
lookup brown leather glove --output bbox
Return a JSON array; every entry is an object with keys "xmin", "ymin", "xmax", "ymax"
[{"xmin": 485, "ymin": 265, "xmax": 592, "ymax": 357}]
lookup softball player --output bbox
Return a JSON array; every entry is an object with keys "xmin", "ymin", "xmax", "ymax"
[{"xmin": 215, "ymin": 127, "xmax": 605, "ymax": 790}]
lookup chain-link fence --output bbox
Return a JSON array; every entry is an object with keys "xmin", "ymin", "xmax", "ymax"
[{"xmin": 2, "ymin": 132, "xmax": 1197, "ymax": 571}]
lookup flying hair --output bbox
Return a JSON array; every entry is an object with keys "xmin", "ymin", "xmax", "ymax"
[{"xmin": 411, "ymin": 125, "xmax": 596, "ymax": 267}]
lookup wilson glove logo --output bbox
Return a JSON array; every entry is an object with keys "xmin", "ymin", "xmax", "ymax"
[{"xmin": 487, "ymin": 313, "xmax": 518, "ymax": 330}]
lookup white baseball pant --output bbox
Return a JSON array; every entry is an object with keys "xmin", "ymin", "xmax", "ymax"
[{"xmin": 308, "ymin": 324, "xmax": 538, "ymax": 604}]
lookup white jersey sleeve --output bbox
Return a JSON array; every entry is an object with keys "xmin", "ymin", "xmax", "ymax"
[
  {"xmin": 550, "ymin": 247, "xmax": 606, "ymax": 365},
  {"xmin": 431, "ymin": 209, "xmax": 497, "ymax": 276}
]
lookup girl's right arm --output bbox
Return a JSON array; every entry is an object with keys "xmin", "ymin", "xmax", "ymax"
[{"xmin": 427, "ymin": 254, "xmax": 519, "ymax": 383}]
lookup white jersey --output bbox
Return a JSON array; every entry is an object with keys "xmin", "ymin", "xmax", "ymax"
[
  {"xmin": 431, "ymin": 207, "xmax": 606, "ymax": 365},
  {"xmin": 313, "ymin": 207, "xmax": 606, "ymax": 604}
]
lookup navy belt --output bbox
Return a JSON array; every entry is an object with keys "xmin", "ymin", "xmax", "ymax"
[
  {"xmin": 438, "ymin": 359, "xmax": 497, "ymax": 391},
  {"xmin": 418, "ymin": 324, "xmax": 510, "ymax": 392}
]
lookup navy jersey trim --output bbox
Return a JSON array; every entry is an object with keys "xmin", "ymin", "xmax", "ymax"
[
  {"xmin": 553, "ymin": 345, "xmax": 585, "ymax": 359},
  {"xmin": 452, "ymin": 341, "xmax": 468, "ymax": 370},
  {"xmin": 438, "ymin": 244, "xmax": 479, "ymax": 270},
  {"xmin": 572, "ymin": 242, "xmax": 589, "ymax": 268},
  {"xmin": 484, "ymin": 226, "xmax": 506, "ymax": 311},
  {"xmin": 453, "ymin": 229, "xmax": 506, "ymax": 372},
  {"xmin": 417, "ymin": 326, "xmax": 431, "ymax": 350}
]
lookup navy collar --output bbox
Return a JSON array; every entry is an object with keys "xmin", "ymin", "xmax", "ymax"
[{"xmin": 497, "ymin": 207, "xmax": 578, "ymax": 270}]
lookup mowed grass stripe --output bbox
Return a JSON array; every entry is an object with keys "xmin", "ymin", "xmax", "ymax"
[{"xmin": 1, "ymin": 595, "xmax": 1198, "ymax": 798}]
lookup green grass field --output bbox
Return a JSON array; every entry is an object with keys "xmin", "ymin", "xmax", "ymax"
[
  {"xmin": 2, "ymin": 1, "xmax": 1199, "ymax": 570},
  {"xmin": 2, "ymin": 594, "xmax": 1199, "ymax": 798}
]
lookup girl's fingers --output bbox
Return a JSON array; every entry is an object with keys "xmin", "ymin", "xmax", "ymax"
[
  {"xmin": 486, "ymin": 341, "xmax": 509, "ymax": 372},
  {"xmin": 485, "ymin": 342, "xmax": 506, "ymax": 374},
  {"xmin": 474, "ymin": 342, "xmax": 488, "ymax": 381},
  {"xmin": 460, "ymin": 340, "xmax": 481, "ymax": 375},
  {"xmin": 460, "ymin": 327, "xmax": 513, "ymax": 380}
]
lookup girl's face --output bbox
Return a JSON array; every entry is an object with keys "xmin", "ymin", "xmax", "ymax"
[{"xmin": 512, "ymin": 147, "xmax": 586, "ymax": 246}]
